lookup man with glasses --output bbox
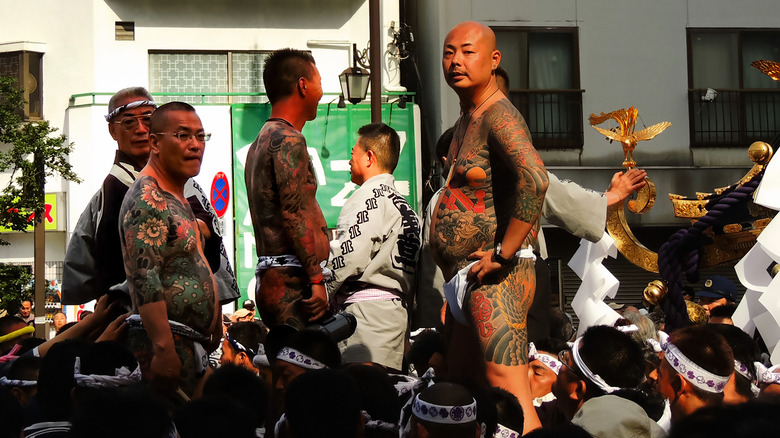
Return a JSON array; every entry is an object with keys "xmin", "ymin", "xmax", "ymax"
[
  {"xmin": 63, "ymin": 88, "xmax": 239, "ymax": 307},
  {"xmin": 62, "ymin": 87, "xmax": 156, "ymax": 306},
  {"xmin": 119, "ymin": 101, "xmax": 221, "ymax": 398}
]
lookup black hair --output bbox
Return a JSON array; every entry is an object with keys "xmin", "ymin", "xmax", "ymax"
[
  {"xmin": 70, "ymin": 386, "xmax": 173, "ymax": 438},
  {"xmin": 709, "ymin": 303, "xmax": 737, "ymax": 320},
  {"xmin": 285, "ymin": 369, "xmax": 362, "ymax": 438},
  {"xmin": 668, "ymin": 325, "xmax": 734, "ymax": 405},
  {"xmin": 342, "ymin": 365, "xmax": 401, "ymax": 427},
  {"xmin": 488, "ymin": 386, "xmax": 524, "ymax": 434},
  {"xmin": 202, "ymin": 364, "xmax": 269, "ymax": 430},
  {"xmin": 706, "ymin": 324, "xmax": 760, "ymax": 400},
  {"xmin": 149, "ymin": 101, "xmax": 196, "ymax": 134},
  {"xmin": 406, "ymin": 330, "xmax": 446, "ymax": 375},
  {"xmin": 262, "ymin": 48, "xmax": 316, "ymax": 104},
  {"xmin": 357, "ymin": 122, "xmax": 401, "ymax": 172},
  {"xmin": 36, "ymin": 338, "xmax": 91, "ymax": 421},
  {"xmin": 669, "ymin": 400, "xmax": 780, "ymax": 438},
  {"xmin": 578, "ymin": 325, "xmax": 645, "ymax": 397},
  {"xmin": 225, "ymin": 321, "xmax": 267, "ymax": 357},
  {"xmin": 175, "ymin": 395, "xmax": 256, "ymax": 438}
]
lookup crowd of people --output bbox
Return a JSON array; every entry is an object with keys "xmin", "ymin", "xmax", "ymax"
[{"xmin": 0, "ymin": 19, "xmax": 779, "ymax": 438}]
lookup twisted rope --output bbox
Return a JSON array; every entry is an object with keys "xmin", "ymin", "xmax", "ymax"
[{"xmin": 657, "ymin": 172, "xmax": 763, "ymax": 331}]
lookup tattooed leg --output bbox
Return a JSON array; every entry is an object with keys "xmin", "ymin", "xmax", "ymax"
[{"xmin": 472, "ymin": 258, "xmax": 541, "ymax": 433}]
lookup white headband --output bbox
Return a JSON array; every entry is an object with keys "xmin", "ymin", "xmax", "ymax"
[
  {"xmin": 494, "ymin": 423, "xmax": 520, "ymax": 438},
  {"xmin": 412, "ymin": 394, "xmax": 477, "ymax": 424},
  {"xmin": 276, "ymin": 347, "xmax": 327, "ymax": 370},
  {"xmin": 733, "ymin": 360, "xmax": 760, "ymax": 397},
  {"xmin": 252, "ymin": 343, "xmax": 270, "ymax": 368},
  {"xmin": 104, "ymin": 99, "xmax": 157, "ymax": 121},
  {"xmin": 0, "ymin": 376, "xmax": 36, "ymax": 387},
  {"xmin": 570, "ymin": 337, "xmax": 622, "ymax": 394},
  {"xmin": 663, "ymin": 343, "xmax": 729, "ymax": 393},
  {"xmin": 73, "ymin": 357, "xmax": 142, "ymax": 388},
  {"xmin": 755, "ymin": 363, "xmax": 780, "ymax": 385},
  {"xmin": 528, "ymin": 342, "xmax": 561, "ymax": 375}
]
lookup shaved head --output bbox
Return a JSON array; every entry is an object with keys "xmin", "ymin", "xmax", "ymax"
[
  {"xmin": 442, "ymin": 21, "xmax": 501, "ymax": 100},
  {"xmin": 445, "ymin": 21, "xmax": 497, "ymax": 51}
]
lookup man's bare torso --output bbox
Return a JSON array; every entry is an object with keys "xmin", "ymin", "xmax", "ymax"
[
  {"xmin": 431, "ymin": 99, "xmax": 543, "ymax": 281},
  {"xmin": 244, "ymin": 119, "xmax": 329, "ymax": 327}
]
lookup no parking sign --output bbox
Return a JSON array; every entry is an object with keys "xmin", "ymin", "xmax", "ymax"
[{"xmin": 210, "ymin": 171, "xmax": 230, "ymax": 218}]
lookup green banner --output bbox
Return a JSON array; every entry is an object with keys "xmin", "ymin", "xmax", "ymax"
[{"xmin": 231, "ymin": 102, "xmax": 419, "ymax": 301}]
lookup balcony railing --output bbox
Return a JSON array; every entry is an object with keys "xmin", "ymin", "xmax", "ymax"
[
  {"xmin": 689, "ymin": 89, "xmax": 780, "ymax": 147},
  {"xmin": 507, "ymin": 89, "xmax": 584, "ymax": 149}
]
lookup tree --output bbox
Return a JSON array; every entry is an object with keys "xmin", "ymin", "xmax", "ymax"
[
  {"xmin": 0, "ymin": 262, "xmax": 32, "ymax": 315},
  {"xmin": 0, "ymin": 75, "xmax": 81, "ymax": 243}
]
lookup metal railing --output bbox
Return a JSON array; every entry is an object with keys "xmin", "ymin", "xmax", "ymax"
[
  {"xmin": 689, "ymin": 89, "xmax": 780, "ymax": 147},
  {"xmin": 507, "ymin": 89, "xmax": 584, "ymax": 149}
]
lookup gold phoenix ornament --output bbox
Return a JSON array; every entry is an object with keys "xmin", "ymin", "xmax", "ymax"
[
  {"xmin": 751, "ymin": 59, "xmax": 780, "ymax": 81},
  {"xmin": 589, "ymin": 107, "xmax": 671, "ymax": 169}
]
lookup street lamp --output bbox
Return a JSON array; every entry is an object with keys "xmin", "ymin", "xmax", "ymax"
[{"xmin": 339, "ymin": 43, "xmax": 371, "ymax": 105}]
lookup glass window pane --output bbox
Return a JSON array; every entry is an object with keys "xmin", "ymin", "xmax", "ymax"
[
  {"xmin": 742, "ymin": 32, "xmax": 780, "ymax": 89},
  {"xmin": 149, "ymin": 53, "xmax": 228, "ymax": 104},
  {"xmin": 232, "ymin": 52, "xmax": 269, "ymax": 103},
  {"xmin": 690, "ymin": 31, "xmax": 738, "ymax": 89}
]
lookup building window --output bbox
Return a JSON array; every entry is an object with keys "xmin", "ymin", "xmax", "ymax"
[
  {"xmin": 493, "ymin": 27, "xmax": 583, "ymax": 149},
  {"xmin": 0, "ymin": 50, "xmax": 43, "ymax": 120},
  {"xmin": 149, "ymin": 51, "xmax": 270, "ymax": 104},
  {"xmin": 688, "ymin": 29, "xmax": 780, "ymax": 147}
]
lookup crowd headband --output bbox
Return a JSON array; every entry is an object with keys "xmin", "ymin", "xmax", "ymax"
[
  {"xmin": 570, "ymin": 337, "xmax": 622, "ymax": 394},
  {"xmin": 225, "ymin": 332, "xmax": 256, "ymax": 357},
  {"xmin": 528, "ymin": 342, "xmax": 561, "ymax": 375},
  {"xmin": 494, "ymin": 423, "xmax": 520, "ymax": 438},
  {"xmin": 755, "ymin": 362, "xmax": 780, "ymax": 385},
  {"xmin": 276, "ymin": 346, "xmax": 327, "ymax": 370},
  {"xmin": 252, "ymin": 343, "xmax": 270, "ymax": 368},
  {"xmin": 734, "ymin": 360, "xmax": 760, "ymax": 396},
  {"xmin": 663, "ymin": 342, "xmax": 729, "ymax": 393},
  {"xmin": 105, "ymin": 100, "xmax": 157, "ymax": 121},
  {"xmin": 0, "ymin": 376, "xmax": 36, "ymax": 387},
  {"xmin": 0, "ymin": 325, "xmax": 34, "ymax": 344},
  {"xmin": 412, "ymin": 393, "xmax": 477, "ymax": 425},
  {"xmin": 73, "ymin": 357, "xmax": 142, "ymax": 388}
]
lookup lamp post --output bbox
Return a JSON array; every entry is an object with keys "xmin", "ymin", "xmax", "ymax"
[{"xmin": 338, "ymin": 44, "xmax": 371, "ymax": 105}]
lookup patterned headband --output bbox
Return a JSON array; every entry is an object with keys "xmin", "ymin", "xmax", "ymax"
[
  {"xmin": 663, "ymin": 343, "xmax": 729, "ymax": 393},
  {"xmin": 73, "ymin": 357, "xmax": 142, "ymax": 388},
  {"xmin": 570, "ymin": 337, "xmax": 622, "ymax": 394},
  {"xmin": 104, "ymin": 100, "xmax": 157, "ymax": 121},
  {"xmin": 755, "ymin": 362, "xmax": 780, "ymax": 385},
  {"xmin": 225, "ymin": 332, "xmax": 256, "ymax": 357},
  {"xmin": 734, "ymin": 360, "xmax": 760, "ymax": 396},
  {"xmin": 495, "ymin": 423, "xmax": 520, "ymax": 438},
  {"xmin": 276, "ymin": 346, "xmax": 327, "ymax": 370},
  {"xmin": 0, "ymin": 376, "xmax": 36, "ymax": 387},
  {"xmin": 528, "ymin": 342, "xmax": 561, "ymax": 375},
  {"xmin": 412, "ymin": 394, "xmax": 477, "ymax": 425}
]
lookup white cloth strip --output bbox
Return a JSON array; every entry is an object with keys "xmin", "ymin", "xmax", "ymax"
[
  {"xmin": 73, "ymin": 357, "xmax": 142, "ymax": 388},
  {"xmin": 528, "ymin": 342, "xmax": 561, "ymax": 375},
  {"xmin": 570, "ymin": 337, "xmax": 622, "ymax": 394},
  {"xmin": 0, "ymin": 376, "xmax": 36, "ymax": 387},
  {"xmin": 104, "ymin": 100, "xmax": 157, "ymax": 121},
  {"xmin": 276, "ymin": 346, "xmax": 327, "ymax": 370},
  {"xmin": 412, "ymin": 394, "xmax": 477, "ymax": 425},
  {"xmin": 663, "ymin": 343, "xmax": 729, "ymax": 393},
  {"xmin": 494, "ymin": 423, "xmax": 521, "ymax": 438}
]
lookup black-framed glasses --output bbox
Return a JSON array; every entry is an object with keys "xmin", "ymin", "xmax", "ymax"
[
  {"xmin": 113, "ymin": 114, "xmax": 151, "ymax": 130},
  {"xmin": 153, "ymin": 132, "xmax": 212, "ymax": 143},
  {"xmin": 558, "ymin": 349, "xmax": 585, "ymax": 381}
]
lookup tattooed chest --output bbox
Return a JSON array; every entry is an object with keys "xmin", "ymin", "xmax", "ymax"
[{"xmin": 430, "ymin": 147, "xmax": 499, "ymax": 266}]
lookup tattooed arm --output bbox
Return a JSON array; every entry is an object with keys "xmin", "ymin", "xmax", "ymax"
[
  {"xmin": 273, "ymin": 131, "xmax": 330, "ymax": 320},
  {"xmin": 468, "ymin": 104, "xmax": 549, "ymax": 283},
  {"xmin": 120, "ymin": 178, "xmax": 180, "ymax": 390}
]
